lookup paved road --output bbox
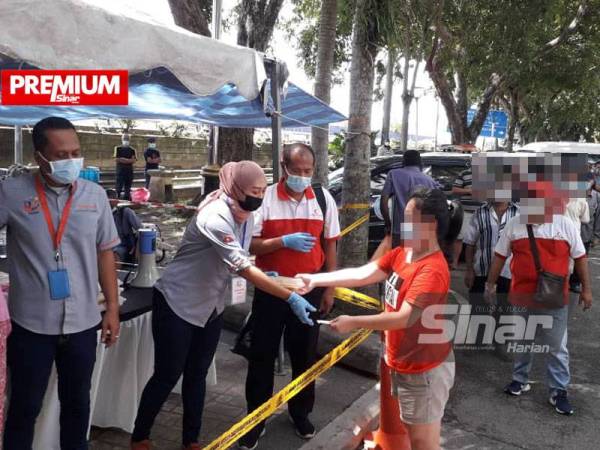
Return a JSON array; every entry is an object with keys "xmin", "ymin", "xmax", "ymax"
[
  {"xmin": 441, "ymin": 249, "xmax": 600, "ymax": 450},
  {"xmin": 90, "ymin": 330, "xmax": 375, "ymax": 449}
]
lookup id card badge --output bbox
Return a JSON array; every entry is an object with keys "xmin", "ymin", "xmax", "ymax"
[
  {"xmin": 48, "ymin": 269, "xmax": 71, "ymax": 300},
  {"xmin": 384, "ymin": 273, "xmax": 402, "ymax": 309},
  {"xmin": 230, "ymin": 276, "xmax": 247, "ymax": 305}
]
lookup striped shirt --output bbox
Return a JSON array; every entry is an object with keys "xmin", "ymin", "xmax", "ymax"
[
  {"xmin": 463, "ymin": 202, "xmax": 519, "ymax": 278},
  {"xmin": 453, "ymin": 169, "xmax": 472, "ymax": 189}
]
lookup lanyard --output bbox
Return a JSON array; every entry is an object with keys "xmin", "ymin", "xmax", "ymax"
[
  {"xmin": 240, "ymin": 222, "xmax": 248, "ymax": 249},
  {"xmin": 34, "ymin": 175, "xmax": 76, "ymax": 261}
]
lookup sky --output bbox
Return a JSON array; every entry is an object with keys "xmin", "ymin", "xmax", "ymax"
[{"xmin": 84, "ymin": 0, "xmax": 452, "ymax": 144}]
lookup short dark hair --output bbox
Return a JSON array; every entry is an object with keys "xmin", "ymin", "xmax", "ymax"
[
  {"xmin": 32, "ymin": 116, "xmax": 76, "ymax": 154},
  {"xmin": 282, "ymin": 143, "xmax": 315, "ymax": 167},
  {"xmin": 105, "ymin": 189, "xmax": 118, "ymax": 200},
  {"xmin": 147, "ymin": 137, "xmax": 156, "ymax": 143},
  {"xmin": 403, "ymin": 150, "xmax": 421, "ymax": 167},
  {"xmin": 408, "ymin": 187, "xmax": 450, "ymax": 243}
]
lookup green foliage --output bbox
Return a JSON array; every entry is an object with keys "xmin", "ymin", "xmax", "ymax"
[
  {"xmin": 285, "ymin": 0, "xmax": 355, "ymax": 83},
  {"xmin": 328, "ymin": 132, "xmax": 345, "ymax": 166},
  {"xmin": 289, "ymin": 0, "xmax": 600, "ymax": 140}
]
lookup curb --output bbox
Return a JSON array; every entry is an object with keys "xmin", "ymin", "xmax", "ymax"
[
  {"xmin": 222, "ymin": 303, "xmax": 381, "ymax": 377},
  {"xmin": 299, "ymin": 384, "xmax": 380, "ymax": 450}
]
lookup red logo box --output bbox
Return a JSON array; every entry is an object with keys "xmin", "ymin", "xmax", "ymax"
[{"xmin": 0, "ymin": 70, "xmax": 129, "ymax": 105}]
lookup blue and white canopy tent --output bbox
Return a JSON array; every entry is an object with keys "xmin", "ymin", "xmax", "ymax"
[{"xmin": 0, "ymin": 0, "xmax": 346, "ymax": 179}]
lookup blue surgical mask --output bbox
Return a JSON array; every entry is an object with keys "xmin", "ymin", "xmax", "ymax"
[
  {"xmin": 40, "ymin": 153, "xmax": 84, "ymax": 185},
  {"xmin": 285, "ymin": 167, "xmax": 312, "ymax": 193}
]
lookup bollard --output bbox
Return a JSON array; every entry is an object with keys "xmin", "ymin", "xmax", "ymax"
[{"xmin": 363, "ymin": 338, "xmax": 411, "ymax": 450}]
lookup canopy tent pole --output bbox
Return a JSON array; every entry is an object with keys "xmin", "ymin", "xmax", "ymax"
[
  {"xmin": 270, "ymin": 60, "xmax": 282, "ymax": 181},
  {"xmin": 208, "ymin": 0, "xmax": 222, "ymax": 167},
  {"xmin": 14, "ymin": 125, "xmax": 23, "ymax": 165}
]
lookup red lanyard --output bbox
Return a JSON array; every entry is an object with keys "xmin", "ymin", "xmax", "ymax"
[{"xmin": 34, "ymin": 175, "xmax": 76, "ymax": 260}]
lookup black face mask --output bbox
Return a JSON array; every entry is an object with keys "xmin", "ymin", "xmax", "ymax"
[{"xmin": 239, "ymin": 195, "xmax": 263, "ymax": 212}]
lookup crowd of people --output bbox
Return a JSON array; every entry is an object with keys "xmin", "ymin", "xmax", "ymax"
[{"xmin": 0, "ymin": 116, "xmax": 594, "ymax": 450}]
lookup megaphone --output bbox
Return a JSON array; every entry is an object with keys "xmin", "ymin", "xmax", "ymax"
[{"xmin": 130, "ymin": 228, "xmax": 160, "ymax": 288}]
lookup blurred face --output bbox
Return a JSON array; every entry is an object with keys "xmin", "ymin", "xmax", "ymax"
[
  {"xmin": 108, "ymin": 198, "xmax": 119, "ymax": 208},
  {"xmin": 34, "ymin": 128, "xmax": 81, "ymax": 173},
  {"xmin": 402, "ymin": 199, "xmax": 438, "ymax": 252}
]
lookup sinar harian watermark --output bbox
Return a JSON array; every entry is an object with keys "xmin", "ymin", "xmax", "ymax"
[{"xmin": 417, "ymin": 305, "xmax": 552, "ymax": 353}]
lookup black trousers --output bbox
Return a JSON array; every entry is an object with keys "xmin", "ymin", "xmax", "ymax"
[
  {"xmin": 469, "ymin": 275, "xmax": 511, "ymax": 312},
  {"xmin": 132, "ymin": 290, "xmax": 223, "ymax": 446},
  {"xmin": 244, "ymin": 287, "xmax": 323, "ymax": 437},
  {"xmin": 468, "ymin": 276, "xmax": 510, "ymax": 347},
  {"xmin": 116, "ymin": 167, "xmax": 134, "ymax": 200},
  {"xmin": 4, "ymin": 323, "xmax": 97, "ymax": 450}
]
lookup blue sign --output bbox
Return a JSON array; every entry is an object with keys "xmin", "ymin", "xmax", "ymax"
[{"xmin": 467, "ymin": 109, "xmax": 508, "ymax": 139}]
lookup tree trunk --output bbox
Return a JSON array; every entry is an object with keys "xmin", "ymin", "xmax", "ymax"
[
  {"xmin": 399, "ymin": 56, "xmax": 411, "ymax": 152},
  {"xmin": 167, "ymin": 0, "xmax": 212, "ymax": 36},
  {"xmin": 505, "ymin": 89, "xmax": 519, "ymax": 152},
  {"xmin": 311, "ymin": 0, "xmax": 338, "ymax": 187},
  {"xmin": 338, "ymin": 0, "xmax": 378, "ymax": 268},
  {"xmin": 426, "ymin": 38, "xmax": 501, "ymax": 145},
  {"xmin": 381, "ymin": 49, "xmax": 395, "ymax": 145},
  {"xmin": 217, "ymin": 128, "xmax": 254, "ymax": 164},
  {"xmin": 218, "ymin": 0, "xmax": 285, "ymax": 165}
]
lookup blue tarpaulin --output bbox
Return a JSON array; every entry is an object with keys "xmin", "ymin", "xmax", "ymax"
[{"xmin": 0, "ymin": 61, "xmax": 346, "ymax": 128}]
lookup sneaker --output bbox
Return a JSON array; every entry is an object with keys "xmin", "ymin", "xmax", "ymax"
[
  {"xmin": 238, "ymin": 428, "xmax": 266, "ymax": 450},
  {"xmin": 549, "ymin": 389, "xmax": 574, "ymax": 415},
  {"xmin": 504, "ymin": 380, "xmax": 531, "ymax": 396},
  {"xmin": 131, "ymin": 440, "xmax": 152, "ymax": 450},
  {"xmin": 289, "ymin": 415, "xmax": 316, "ymax": 439}
]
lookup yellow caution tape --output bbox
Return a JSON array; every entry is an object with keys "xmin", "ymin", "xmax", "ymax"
[
  {"xmin": 334, "ymin": 287, "xmax": 381, "ymax": 310},
  {"xmin": 339, "ymin": 203, "xmax": 371, "ymax": 210},
  {"xmin": 340, "ymin": 213, "xmax": 370, "ymax": 237},
  {"xmin": 204, "ymin": 328, "xmax": 373, "ymax": 450}
]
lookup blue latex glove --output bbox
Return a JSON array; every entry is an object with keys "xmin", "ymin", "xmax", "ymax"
[
  {"xmin": 282, "ymin": 232, "xmax": 317, "ymax": 253},
  {"xmin": 288, "ymin": 292, "xmax": 317, "ymax": 326},
  {"xmin": 264, "ymin": 271, "xmax": 279, "ymax": 277}
]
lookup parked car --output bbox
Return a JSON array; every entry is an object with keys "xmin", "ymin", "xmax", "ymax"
[{"xmin": 328, "ymin": 152, "xmax": 482, "ymax": 256}]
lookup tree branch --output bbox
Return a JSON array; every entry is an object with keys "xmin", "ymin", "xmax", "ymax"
[
  {"xmin": 467, "ymin": 73, "xmax": 503, "ymax": 138},
  {"xmin": 541, "ymin": 1, "xmax": 588, "ymax": 54}
]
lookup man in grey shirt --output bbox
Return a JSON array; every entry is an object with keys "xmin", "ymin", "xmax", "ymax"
[{"xmin": 0, "ymin": 117, "xmax": 120, "ymax": 449}]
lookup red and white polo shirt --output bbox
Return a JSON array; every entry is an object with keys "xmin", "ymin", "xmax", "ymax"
[
  {"xmin": 253, "ymin": 180, "xmax": 341, "ymax": 277},
  {"xmin": 494, "ymin": 214, "xmax": 586, "ymax": 307}
]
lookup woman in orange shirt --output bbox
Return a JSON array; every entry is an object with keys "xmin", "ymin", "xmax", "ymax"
[{"xmin": 297, "ymin": 188, "xmax": 455, "ymax": 450}]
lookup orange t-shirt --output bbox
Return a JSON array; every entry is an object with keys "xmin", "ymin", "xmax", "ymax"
[{"xmin": 377, "ymin": 247, "xmax": 452, "ymax": 373}]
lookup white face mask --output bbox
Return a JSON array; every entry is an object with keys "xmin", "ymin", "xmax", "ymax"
[
  {"xmin": 284, "ymin": 167, "xmax": 312, "ymax": 193},
  {"xmin": 122, "ymin": 140, "xmax": 130, "ymax": 146},
  {"xmin": 148, "ymin": 143, "xmax": 156, "ymax": 149},
  {"xmin": 39, "ymin": 153, "xmax": 84, "ymax": 185}
]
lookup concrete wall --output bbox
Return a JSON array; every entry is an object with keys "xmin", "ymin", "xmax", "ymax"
[{"xmin": 0, "ymin": 127, "xmax": 274, "ymax": 169}]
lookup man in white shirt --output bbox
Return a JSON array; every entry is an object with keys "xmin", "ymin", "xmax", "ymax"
[{"xmin": 565, "ymin": 198, "xmax": 590, "ymax": 293}]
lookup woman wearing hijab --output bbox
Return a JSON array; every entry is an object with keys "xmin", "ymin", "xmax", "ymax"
[{"xmin": 130, "ymin": 161, "xmax": 316, "ymax": 450}]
